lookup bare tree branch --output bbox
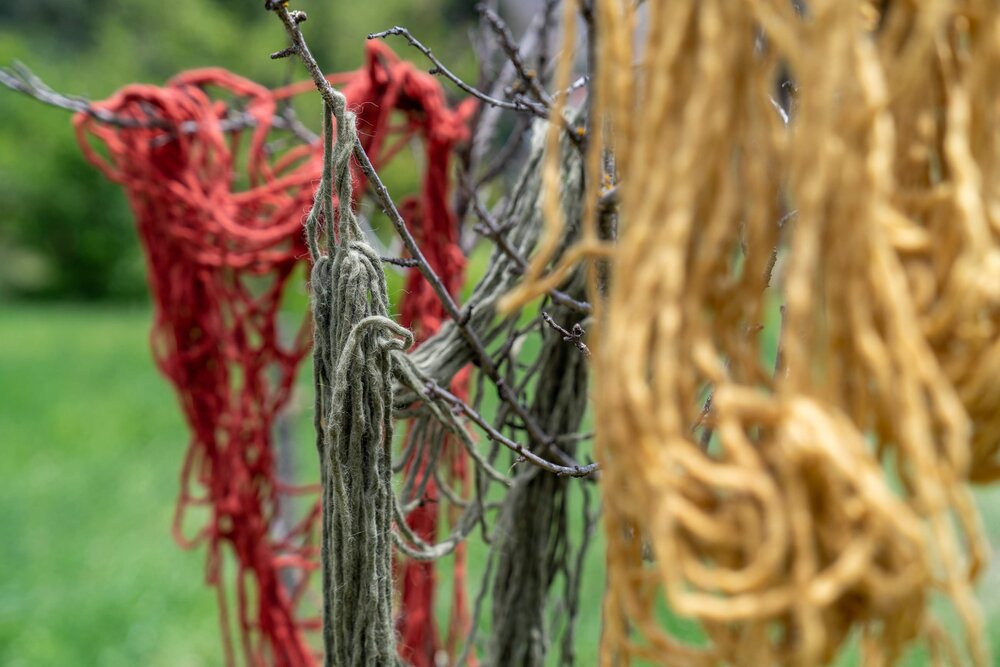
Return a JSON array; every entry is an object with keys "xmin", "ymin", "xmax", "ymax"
[
  {"xmin": 368, "ymin": 26, "xmax": 550, "ymax": 119},
  {"xmin": 424, "ymin": 381, "xmax": 598, "ymax": 478},
  {"xmin": 540, "ymin": 311, "xmax": 591, "ymax": 358},
  {"xmin": 265, "ymin": 0, "xmax": 577, "ymax": 465},
  {"xmin": 477, "ymin": 5, "xmax": 553, "ymax": 106},
  {"xmin": 0, "ymin": 61, "xmax": 317, "ymax": 144}
]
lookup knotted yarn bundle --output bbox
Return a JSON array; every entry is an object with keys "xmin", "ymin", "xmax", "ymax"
[{"xmin": 73, "ymin": 41, "xmax": 472, "ymax": 666}]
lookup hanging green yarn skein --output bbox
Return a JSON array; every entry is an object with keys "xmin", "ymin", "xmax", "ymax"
[
  {"xmin": 307, "ymin": 91, "xmax": 408, "ymax": 667},
  {"xmin": 485, "ymin": 114, "xmax": 590, "ymax": 667}
]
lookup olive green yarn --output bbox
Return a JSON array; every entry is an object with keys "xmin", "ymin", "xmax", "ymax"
[
  {"xmin": 307, "ymin": 91, "xmax": 405, "ymax": 667},
  {"xmin": 485, "ymin": 295, "xmax": 590, "ymax": 667},
  {"xmin": 484, "ymin": 117, "xmax": 589, "ymax": 665}
]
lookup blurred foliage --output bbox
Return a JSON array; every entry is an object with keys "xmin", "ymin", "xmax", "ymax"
[{"xmin": 0, "ymin": 0, "xmax": 477, "ymax": 300}]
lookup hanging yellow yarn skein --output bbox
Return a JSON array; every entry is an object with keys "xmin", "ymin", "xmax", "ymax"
[{"xmin": 502, "ymin": 1, "xmax": 998, "ymax": 665}]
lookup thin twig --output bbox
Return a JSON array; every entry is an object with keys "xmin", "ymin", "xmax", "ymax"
[
  {"xmin": 368, "ymin": 26, "xmax": 549, "ymax": 119},
  {"xmin": 380, "ymin": 256, "xmax": 421, "ymax": 268},
  {"xmin": 477, "ymin": 5, "xmax": 553, "ymax": 106},
  {"xmin": 468, "ymin": 9, "xmax": 549, "ymax": 175},
  {"xmin": 0, "ymin": 63, "xmax": 166, "ymax": 128},
  {"xmin": 537, "ymin": 0, "xmax": 560, "ymax": 88},
  {"xmin": 540, "ymin": 311, "xmax": 591, "ymax": 358},
  {"xmin": 424, "ymin": 381, "xmax": 598, "ymax": 478},
  {"xmin": 0, "ymin": 61, "xmax": 314, "ymax": 142},
  {"xmin": 274, "ymin": 101, "xmax": 319, "ymax": 144}
]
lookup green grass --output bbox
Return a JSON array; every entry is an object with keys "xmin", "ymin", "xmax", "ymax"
[
  {"xmin": 0, "ymin": 304, "xmax": 220, "ymax": 665},
  {"xmin": 2, "ymin": 303, "xmax": 1000, "ymax": 665}
]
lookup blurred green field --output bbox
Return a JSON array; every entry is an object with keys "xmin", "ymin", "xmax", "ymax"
[
  {"xmin": 2, "ymin": 303, "xmax": 1000, "ymax": 666},
  {"xmin": 0, "ymin": 304, "xmax": 219, "ymax": 665}
]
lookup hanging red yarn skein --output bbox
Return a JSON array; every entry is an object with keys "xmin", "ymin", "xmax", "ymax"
[{"xmin": 74, "ymin": 41, "xmax": 473, "ymax": 667}]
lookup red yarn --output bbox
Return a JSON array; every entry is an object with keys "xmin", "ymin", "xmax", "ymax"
[{"xmin": 73, "ymin": 42, "xmax": 473, "ymax": 667}]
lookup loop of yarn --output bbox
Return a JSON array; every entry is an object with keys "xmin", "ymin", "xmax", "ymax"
[{"xmin": 73, "ymin": 41, "xmax": 472, "ymax": 667}]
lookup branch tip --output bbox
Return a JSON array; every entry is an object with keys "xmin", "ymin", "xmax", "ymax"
[{"xmin": 270, "ymin": 46, "xmax": 299, "ymax": 60}]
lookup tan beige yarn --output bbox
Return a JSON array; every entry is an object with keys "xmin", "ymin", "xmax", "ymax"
[
  {"xmin": 880, "ymin": 3, "xmax": 1000, "ymax": 483},
  {"xmin": 502, "ymin": 1, "xmax": 999, "ymax": 665}
]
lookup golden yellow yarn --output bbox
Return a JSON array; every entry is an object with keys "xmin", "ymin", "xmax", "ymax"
[{"xmin": 502, "ymin": 1, "xmax": 1000, "ymax": 665}]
